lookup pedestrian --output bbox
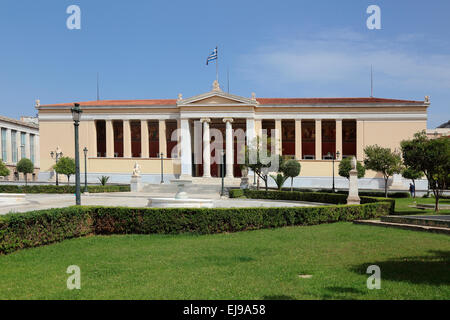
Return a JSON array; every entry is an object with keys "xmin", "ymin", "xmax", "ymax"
[{"xmin": 409, "ymin": 183, "xmax": 415, "ymax": 198}]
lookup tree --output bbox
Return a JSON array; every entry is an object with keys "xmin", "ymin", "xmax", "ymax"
[
  {"xmin": 244, "ymin": 136, "xmax": 282, "ymax": 191},
  {"xmin": 281, "ymin": 159, "xmax": 301, "ymax": 191},
  {"xmin": 401, "ymin": 167, "xmax": 423, "ymax": 198},
  {"xmin": 54, "ymin": 157, "xmax": 76, "ymax": 186},
  {"xmin": 363, "ymin": 145, "xmax": 403, "ymax": 198},
  {"xmin": 16, "ymin": 158, "xmax": 34, "ymax": 186},
  {"xmin": 401, "ymin": 131, "xmax": 450, "ymax": 212},
  {"xmin": 0, "ymin": 160, "xmax": 10, "ymax": 178},
  {"xmin": 339, "ymin": 157, "xmax": 366, "ymax": 180}
]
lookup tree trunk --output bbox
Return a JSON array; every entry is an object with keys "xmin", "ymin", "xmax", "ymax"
[
  {"xmin": 291, "ymin": 177, "xmax": 294, "ymax": 192},
  {"xmin": 67, "ymin": 175, "xmax": 70, "ymax": 186},
  {"xmin": 384, "ymin": 177, "xmax": 388, "ymax": 198},
  {"xmin": 24, "ymin": 174, "xmax": 27, "ymax": 186},
  {"xmin": 434, "ymin": 190, "xmax": 440, "ymax": 213}
]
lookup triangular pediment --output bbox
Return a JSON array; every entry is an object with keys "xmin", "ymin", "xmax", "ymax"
[{"xmin": 177, "ymin": 88, "xmax": 258, "ymax": 107}]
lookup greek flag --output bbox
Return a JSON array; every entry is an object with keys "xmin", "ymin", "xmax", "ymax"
[{"xmin": 206, "ymin": 47, "xmax": 218, "ymax": 65}]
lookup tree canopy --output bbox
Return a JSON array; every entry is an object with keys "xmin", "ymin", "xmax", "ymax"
[
  {"xmin": 0, "ymin": 160, "xmax": 10, "ymax": 177},
  {"xmin": 281, "ymin": 159, "xmax": 301, "ymax": 191},
  {"xmin": 54, "ymin": 157, "xmax": 76, "ymax": 185},
  {"xmin": 338, "ymin": 157, "xmax": 366, "ymax": 180},
  {"xmin": 364, "ymin": 145, "xmax": 403, "ymax": 198},
  {"xmin": 401, "ymin": 131, "xmax": 450, "ymax": 211},
  {"xmin": 16, "ymin": 158, "xmax": 34, "ymax": 185}
]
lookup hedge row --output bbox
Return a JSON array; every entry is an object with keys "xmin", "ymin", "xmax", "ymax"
[
  {"xmin": 229, "ymin": 189, "xmax": 395, "ymax": 214},
  {"xmin": 0, "ymin": 185, "xmax": 130, "ymax": 194},
  {"xmin": 278, "ymin": 188, "xmax": 410, "ymax": 198},
  {"xmin": 0, "ymin": 202, "xmax": 391, "ymax": 255}
]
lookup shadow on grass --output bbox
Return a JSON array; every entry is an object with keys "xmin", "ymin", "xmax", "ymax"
[
  {"xmin": 351, "ymin": 250, "xmax": 450, "ymax": 286},
  {"xmin": 320, "ymin": 287, "xmax": 367, "ymax": 300},
  {"xmin": 262, "ymin": 295, "xmax": 295, "ymax": 300}
]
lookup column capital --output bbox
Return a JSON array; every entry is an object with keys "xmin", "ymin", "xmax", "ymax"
[
  {"xmin": 223, "ymin": 117, "xmax": 234, "ymax": 123},
  {"xmin": 200, "ymin": 118, "xmax": 211, "ymax": 123}
]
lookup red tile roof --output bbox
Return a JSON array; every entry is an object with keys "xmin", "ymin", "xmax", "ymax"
[
  {"xmin": 40, "ymin": 99, "xmax": 177, "ymax": 107},
  {"xmin": 39, "ymin": 97, "xmax": 424, "ymax": 108},
  {"xmin": 256, "ymin": 97, "xmax": 424, "ymax": 105}
]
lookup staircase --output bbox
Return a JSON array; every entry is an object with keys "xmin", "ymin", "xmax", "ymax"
[
  {"xmin": 354, "ymin": 215, "xmax": 450, "ymax": 235},
  {"xmin": 141, "ymin": 183, "xmax": 229, "ymax": 199}
]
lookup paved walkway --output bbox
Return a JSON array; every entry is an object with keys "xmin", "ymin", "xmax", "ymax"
[{"xmin": 0, "ymin": 192, "xmax": 325, "ymax": 215}]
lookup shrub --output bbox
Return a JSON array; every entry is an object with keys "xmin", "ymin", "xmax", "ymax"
[
  {"xmin": 281, "ymin": 160, "xmax": 301, "ymax": 191},
  {"xmin": 0, "ymin": 185, "xmax": 130, "ymax": 194},
  {"xmin": 338, "ymin": 157, "xmax": 365, "ymax": 179},
  {"xmin": 270, "ymin": 173, "xmax": 288, "ymax": 191},
  {"xmin": 0, "ymin": 160, "xmax": 10, "ymax": 177},
  {"xmin": 0, "ymin": 201, "xmax": 391, "ymax": 255},
  {"xmin": 16, "ymin": 158, "xmax": 34, "ymax": 185},
  {"xmin": 98, "ymin": 176, "xmax": 110, "ymax": 186},
  {"xmin": 230, "ymin": 190, "xmax": 396, "ymax": 215}
]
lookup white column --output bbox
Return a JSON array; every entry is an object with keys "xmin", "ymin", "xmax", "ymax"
[
  {"xmin": 180, "ymin": 119, "xmax": 192, "ymax": 177},
  {"xmin": 6, "ymin": 129, "xmax": 12, "ymax": 163},
  {"xmin": 201, "ymin": 118, "xmax": 211, "ymax": 178},
  {"xmin": 25, "ymin": 133, "xmax": 30, "ymax": 160},
  {"xmin": 106, "ymin": 120, "xmax": 114, "ymax": 158},
  {"xmin": 123, "ymin": 120, "xmax": 131, "ymax": 158},
  {"xmin": 35, "ymin": 134, "xmax": 40, "ymax": 168},
  {"xmin": 246, "ymin": 118, "xmax": 255, "ymax": 147},
  {"xmin": 141, "ymin": 120, "xmax": 149, "ymax": 158},
  {"xmin": 223, "ymin": 117, "xmax": 234, "ymax": 178},
  {"xmin": 315, "ymin": 119, "xmax": 322, "ymax": 160},
  {"xmin": 275, "ymin": 119, "xmax": 282, "ymax": 155}
]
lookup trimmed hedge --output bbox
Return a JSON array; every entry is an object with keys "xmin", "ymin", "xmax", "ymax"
[
  {"xmin": 278, "ymin": 188, "xmax": 410, "ymax": 198},
  {"xmin": 0, "ymin": 202, "xmax": 391, "ymax": 255},
  {"xmin": 0, "ymin": 185, "xmax": 130, "ymax": 194},
  {"xmin": 229, "ymin": 189, "xmax": 395, "ymax": 214}
]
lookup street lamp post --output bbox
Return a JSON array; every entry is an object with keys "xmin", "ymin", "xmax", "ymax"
[
  {"xmin": 71, "ymin": 103, "xmax": 83, "ymax": 205},
  {"xmin": 83, "ymin": 147, "xmax": 88, "ymax": 193},
  {"xmin": 50, "ymin": 148, "xmax": 63, "ymax": 186},
  {"xmin": 328, "ymin": 151, "xmax": 341, "ymax": 193},
  {"xmin": 159, "ymin": 152, "xmax": 164, "ymax": 184},
  {"xmin": 221, "ymin": 150, "xmax": 225, "ymax": 197}
]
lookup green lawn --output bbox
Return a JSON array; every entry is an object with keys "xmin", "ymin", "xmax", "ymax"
[
  {"xmin": 0, "ymin": 222, "xmax": 449, "ymax": 300},
  {"xmin": 394, "ymin": 197, "xmax": 450, "ymax": 215}
]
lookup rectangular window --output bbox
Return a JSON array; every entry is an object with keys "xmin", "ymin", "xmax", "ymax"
[
  {"xmin": 301, "ymin": 121, "xmax": 315, "ymax": 160},
  {"xmin": 282, "ymin": 120, "xmax": 295, "ymax": 157},
  {"xmin": 11, "ymin": 130, "xmax": 17, "ymax": 163},
  {"xmin": 342, "ymin": 120, "xmax": 357, "ymax": 158},
  {"xmin": 96, "ymin": 120, "xmax": 106, "ymax": 157},
  {"xmin": 30, "ymin": 134, "xmax": 35, "ymax": 164},
  {"xmin": 113, "ymin": 121, "xmax": 124, "ymax": 158},
  {"xmin": 1, "ymin": 128, "xmax": 6, "ymax": 162},
  {"xmin": 20, "ymin": 132, "xmax": 26, "ymax": 159},
  {"xmin": 322, "ymin": 120, "xmax": 336, "ymax": 159},
  {"xmin": 148, "ymin": 121, "xmax": 159, "ymax": 158},
  {"xmin": 130, "ymin": 121, "xmax": 141, "ymax": 158},
  {"xmin": 166, "ymin": 120, "xmax": 178, "ymax": 158}
]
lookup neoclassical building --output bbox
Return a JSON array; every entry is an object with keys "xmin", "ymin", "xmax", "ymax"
[
  {"xmin": 0, "ymin": 115, "xmax": 40, "ymax": 181},
  {"xmin": 37, "ymin": 81, "xmax": 429, "ymax": 189}
]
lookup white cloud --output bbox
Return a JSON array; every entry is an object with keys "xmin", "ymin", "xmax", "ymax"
[{"xmin": 238, "ymin": 30, "xmax": 450, "ymax": 92}]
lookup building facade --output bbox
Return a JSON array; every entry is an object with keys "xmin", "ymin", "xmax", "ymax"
[
  {"xmin": 0, "ymin": 115, "xmax": 40, "ymax": 181},
  {"xmin": 37, "ymin": 81, "xmax": 429, "ymax": 189}
]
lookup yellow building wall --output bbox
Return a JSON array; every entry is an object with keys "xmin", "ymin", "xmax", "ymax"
[
  {"xmin": 362, "ymin": 120, "xmax": 427, "ymax": 151},
  {"xmin": 39, "ymin": 120, "xmax": 181, "ymax": 175}
]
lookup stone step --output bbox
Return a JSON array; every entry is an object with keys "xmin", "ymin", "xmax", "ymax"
[
  {"xmin": 141, "ymin": 183, "xmax": 226, "ymax": 195},
  {"xmin": 381, "ymin": 215, "xmax": 450, "ymax": 228},
  {"xmin": 354, "ymin": 219, "xmax": 450, "ymax": 235}
]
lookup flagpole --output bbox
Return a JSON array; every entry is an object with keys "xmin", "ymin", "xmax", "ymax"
[{"xmin": 216, "ymin": 46, "xmax": 219, "ymax": 83}]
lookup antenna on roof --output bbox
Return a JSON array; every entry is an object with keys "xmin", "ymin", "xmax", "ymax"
[
  {"xmin": 97, "ymin": 72, "xmax": 100, "ymax": 101},
  {"xmin": 227, "ymin": 67, "xmax": 230, "ymax": 93},
  {"xmin": 370, "ymin": 65, "xmax": 374, "ymax": 98}
]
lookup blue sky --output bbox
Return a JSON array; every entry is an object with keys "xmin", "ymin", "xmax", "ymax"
[{"xmin": 0, "ymin": 0, "xmax": 449, "ymax": 128}]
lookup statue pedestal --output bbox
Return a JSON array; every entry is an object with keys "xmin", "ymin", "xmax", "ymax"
[
  {"xmin": 130, "ymin": 175, "xmax": 142, "ymax": 192},
  {"xmin": 347, "ymin": 169, "xmax": 360, "ymax": 205}
]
